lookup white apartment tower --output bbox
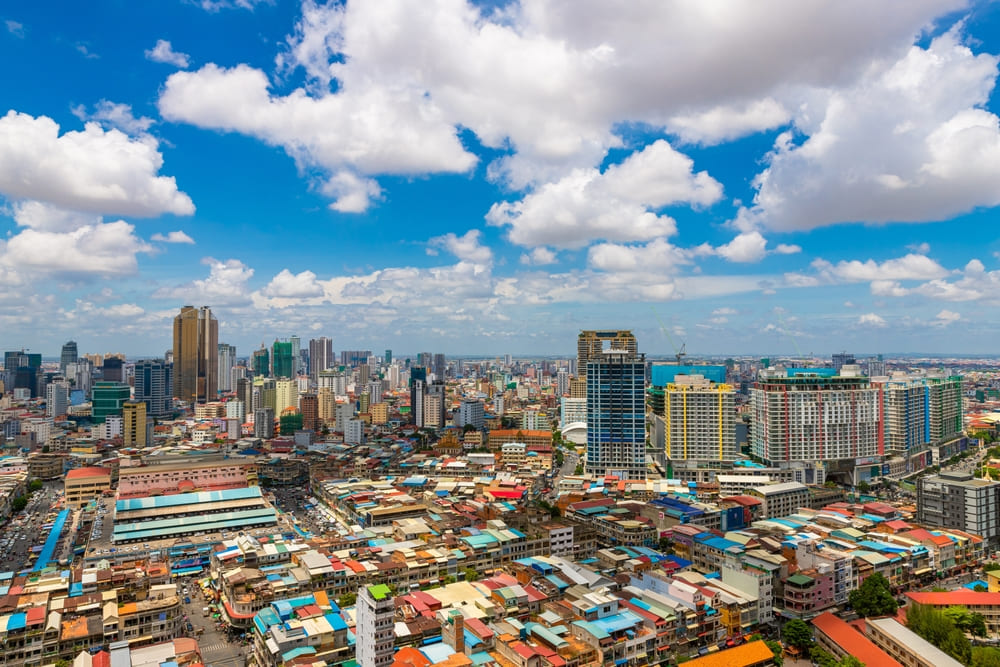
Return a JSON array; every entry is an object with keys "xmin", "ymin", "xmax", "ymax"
[{"xmin": 357, "ymin": 585, "xmax": 395, "ymax": 667}]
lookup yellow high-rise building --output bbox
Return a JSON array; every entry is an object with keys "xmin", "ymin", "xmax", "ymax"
[{"xmin": 123, "ymin": 401, "xmax": 147, "ymax": 447}]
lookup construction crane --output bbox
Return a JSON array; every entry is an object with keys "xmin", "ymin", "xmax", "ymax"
[{"xmin": 651, "ymin": 307, "xmax": 687, "ymax": 365}]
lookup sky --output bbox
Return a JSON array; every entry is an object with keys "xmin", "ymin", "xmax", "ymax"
[{"xmin": 4, "ymin": 1, "xmax": 1000, "ymax": 359}]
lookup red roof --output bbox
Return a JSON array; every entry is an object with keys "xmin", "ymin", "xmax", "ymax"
[
  {"xmin": 720, "ymin": 495, "xmax": 763, "ymax": 506},
  {"xmin": 906, "ymin": 591, "xmax": 1000, "ymax": 607},
  {"xmin": 812, "ymin": 612, "xmax": 902, "ymax": 667},
  {"xmin": 25, "ymin": 606, "xmax": 45, "ymax": 625},
  {"xmin": 92, "ymin": 652, "xmax": 111, "ymax": 667},
  {"xmin": 464, "ymin": 617, "xmax": 493, "ymax": 639},
  {"xmin": 223, "ymin": 600, "xmax": 255, "ymax": 620},
  {"xmin": 65, "ymin": 467, "xmax": 111, "ymax": 479}
]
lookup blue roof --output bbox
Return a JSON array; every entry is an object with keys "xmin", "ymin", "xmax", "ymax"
[
  {"xmin": 325, "ymin": 612, "xmax": 348, "ymax": 631},
  {"xmin": 573, "ymin": 619, "xmax": 609, "ymax": 640},
  {"xmin": 591, "ymin": 611, "xmax": 642, "ymax": 634},
  {"xmin": 651, "ymin": 365, "xmax": 726, "ymax": 385},
  {"xmin": 701, "ymin": 537, "xmax": 743, "ymax": 552},
  {"xmin": 116, "ymin": 485, "xmax": 263, "ymax": 511}
]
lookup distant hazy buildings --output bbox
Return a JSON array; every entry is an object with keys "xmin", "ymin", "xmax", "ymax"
[
  {"xmin": 218, "ymin": 343, "xmax": 236, "ymax": 392},
  {"xmin": 60, "ymin": 340, "xmax": 78, "ymax": 373}
]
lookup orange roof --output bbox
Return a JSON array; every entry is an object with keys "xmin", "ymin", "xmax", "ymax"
[
  {"xmin": 907, "ymin": 591, "xmax": 1000, "ymax": 607},
  {"xmin": 391, "ymin": 647, "xmax": 431, "ymax": 667},
  {"xmin": 682, "ymin": 641, "xmax": 775, "ymax": 667},
  {"xmin": 812, "ymin": 612, "xmax": 902, "ymax": 667},
  {"xmin": 60, "ymin": 616, "xmax": 91, "ymax": 641},
  {"xmin": 65, "ymin": 467, "xmax": 111, "ymax": 479}
]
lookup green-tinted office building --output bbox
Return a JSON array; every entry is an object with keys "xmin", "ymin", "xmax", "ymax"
[
  {"xmin": 272, "ymin": 340, "xmax": 293, "ymax": 379},
  {"xmin": 92, "ymin": 381, "xmax": 130, "ymax": 423}
]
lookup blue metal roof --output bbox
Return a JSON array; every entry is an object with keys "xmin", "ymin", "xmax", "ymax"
[{"xmin": 116, "ymin": 485, "xmax": 263, "ymax": 511}]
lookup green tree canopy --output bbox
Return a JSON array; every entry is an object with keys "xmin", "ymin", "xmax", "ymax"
[
  {"xmin": 848, "ymin": 572, "xmax": 898, "ymax": 617},
  {"xmin": 783, "ymin": 619, "xmax": 813, "ymax": 652},
  {"xmin": 764, "ymin": 639, "xmax": 784, "ymax": 667}
]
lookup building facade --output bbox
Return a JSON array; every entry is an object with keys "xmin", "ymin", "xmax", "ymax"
[
  {"xmin": 586, "ymin": 337, "xmax": 646, "ymax": 480},
  {"xmin": 172, "ymin": 305, "xmax": 218, "ymax": 403}
]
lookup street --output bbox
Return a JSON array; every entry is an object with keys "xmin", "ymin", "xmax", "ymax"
[
  {"xmin": 178, "ymin": 576, "xmax": 248, "ymax": 667},
  {"xmin": 0, "ymin": 481, "xmax": 62, "ymax": 573}
]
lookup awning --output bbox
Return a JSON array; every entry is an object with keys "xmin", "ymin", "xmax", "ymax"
[{"xmin": 914, "ymin": 567, "xmax": 933, "ymax": 575}]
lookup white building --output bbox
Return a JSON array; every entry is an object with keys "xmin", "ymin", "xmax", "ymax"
[
  {"xmin": 357, "ymin": 585, "xmax": 394, "ymax": 667},
  {"xmin": 226, "ymin": 399, "xmax": 246, "ymax": 423},
  {"xmin": 46, "ymin": 381, "xmax": 69, "ymax": 418},
  {"xmin": 345, "ymin": 418, "xmax": 365, "ymax": 445}
]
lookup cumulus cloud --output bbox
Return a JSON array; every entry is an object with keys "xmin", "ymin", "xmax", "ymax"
[
  {"xmin": 71, "ymin": 101, "xmax": 154, "ymax": 135},
  {"xmin": 158, "ymin": 63, "xmax": 476, "ymax": 213},
  {"xmin": 935, "ymin": 309, "xmax": 961, "ymax": 325},
  {"xmin": 145, "ymin": 39, "xmax": 190, "ymax": 68},
  {"xmin": 153, "ymin": 257, "xmax": 254, "ymax": 306},
  {"xmin": 1, "ymin": 221, "xmax": 152, "ymax": 277},
  {"xmin": 520, "ymin": 247, "xmax": 557, "ymax": 266},
  {"xmin": 716, "ymin": 231, "xmax": 769, "ymax": 263},
  {"xmin": 858, "ymin": 313, "xmax": 888, "ymax": 327},
  {"xmin": 0, "ymin": 110, "xmax": 193, "ymax": 217},
  {"xmin": 429, "ymin": 230, "xmax": 493, "ymax": 266},
  {"xmin": 813, "ymin": 253, "xmax": 949, "ymax": 282},
  {"xmin": 668, "ymin": 98, "xmax": 790, "ymax": 145},
  {"xmin": 151, "ymin": 230, "xmax": 195, "ymax": 244},
  {"xmin": 487, "ymin": 140, "xmax": 721, "ymax": 248},
  {"xmin": 587, "ymin": 238, "xmax": 692, "ymax": 273},
  {"xmin": 5, "ymin": 20, "xmax": 24, "ymax": 38},
  {"xmin": 260, "ymin": 269, "xmax": 324, "ymax": 298},
  {"xmin": 739, "ymin": 28, "xmax": 1000, "ymax": 231}
]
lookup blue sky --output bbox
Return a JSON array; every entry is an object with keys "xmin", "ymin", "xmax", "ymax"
[{"xmin": 4, "ymin": 1, "xmax": 1000, "ymax": 358}]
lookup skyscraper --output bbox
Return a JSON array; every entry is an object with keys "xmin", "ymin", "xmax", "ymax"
[
  {"xmin": 92, "ymin": 381, "xmax": 130, "ymax": 424},
  {"xmin": 577, "ymin": 330, "xmax": 637, "ymax": 382},
  {"xmin": 409, "ymin": 367, "xmax": 427, "ymax": 426},
  {"xmin": 309, "ymin": 337, "xmax": 334, "ymax": 383},
  {"xmin": 290, "ymin": 335, "xmax": 301, "ymax": 376},
  {"xmin": 218, "ymin": 343, "xmax": 236, "ymax": 392},
  {"xmin": 252, "ymin": 346, "xmax": 270, "ymax": 378},
  {"xmin": 585, "ymin": 332, "xmax": 646, "ymax": 480},
  {"xmin": 300, "ymin": 393, "xmax": 318, "ymax": 432},
  {"xmin": 236, "ymin": 377, "xmax": 252, "ymax": 415},
  {"xmin": 60, "ymin": 341, "xmax": 78, "ymax": 373},
  {"xmin": 432, "ymin": 353, "xmax": 446, "ymax": 380},
  {"xmin": 46, "ymin": 381, "xmax": 69, "ymax": 418},
  {"xmin": 662, "ymin": 374, "xmax": 737, "ymax": 463},
  {"xmin": 172, "ymin": 306, "xmax": 218, "ymax": 403},
  {"xmin": 384, "ymin": 349, "xmax": 392, "ymax": 365},
  {"xmin": 272, "ymin": 340, "xmax": 293, "ymax": 378}
]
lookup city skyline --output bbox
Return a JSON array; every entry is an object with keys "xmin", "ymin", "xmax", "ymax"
[{"xmin": 4, "ymin": 2, "xmax": 1000, "ymax": 355}]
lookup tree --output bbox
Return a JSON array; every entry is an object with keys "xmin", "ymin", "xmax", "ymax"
[
  {"xmin": 28, "ymin": 479, "xmax": 42, "ymax": 492},
  {"xmin": 783, "ymin": 619, "xmax": 813, "ymax": 652},
  {"xmin": 976, "ymin": 584, "xmax": 989, "ymax": 592},
  {"xmin": 11, "ymin": 496, "xmax": 27, "ymax": 512},
  {"xmin": 848, "ymin": 572, "xmax": 898, "ymax": 617},
  {"xmin": 764, "ymin": 640, "xmax": 784, "ymax": 667},
  {"xmin": 337, "ymin": 592, "xmax": 356, "ymax": 607},
  {"xmin": 574, "ymin": 464, "xmax": 584, "ymax": 475},
  {"xmin": 972, "ymin": 646, "xmax": 1000, "ymax": 667},
  {"xmin": 945, "ymin": 605, "xmax": 987, "ymax": 637},
  {"xmin": 857, "ymin": 481, "xmax": 870, "ymax": 494},
  {"xmin": 463, "ymin": 567, "xmax": 479, "ymax": 582}
]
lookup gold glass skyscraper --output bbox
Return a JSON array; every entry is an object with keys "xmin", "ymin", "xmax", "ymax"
[{"xmin": 172, "ymin": 305, "xmax": 219, "ymax": 403}]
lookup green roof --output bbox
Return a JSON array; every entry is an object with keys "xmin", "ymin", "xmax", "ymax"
[
  {"xmin": 787, "ymin": 573, "xmax": 814, "ymax": 586},
  {"xmin": 368, "ymin": 584, "xmax": 392, "ymax": 600}
]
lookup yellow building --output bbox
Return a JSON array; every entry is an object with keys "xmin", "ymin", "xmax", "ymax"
[
  {"xmin": 123, "ymin": 401, "xmax": 147, "ymax": 447},
  {"xmin": 64, "ymin": 467, "xmax": 112, "ymax": 509},
  {"xmin": 371, "ymin": 402, "xmax": 388, "ymax": 425}
]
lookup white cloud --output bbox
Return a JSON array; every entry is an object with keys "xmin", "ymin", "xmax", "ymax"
[
  {"xmin": 487, "ymin": 140, "xmax": 721, "ymax": 248},
  {"xmin": 153, "ymin": 257, "xmax": 254, "ymax": 306},
  {"xmin": 145, "ymin": 39, "xmax": 190, "ymax": 69},
  {"xmin": 587, "ymin": 237, "xmax": 692, "ymax": 273},
  {"xmin": 813, "ymin": 253, "xmax": 948, "ymax": 282},
  {"xmin": 935, "ymin": 309, "xmax": 961, "ymax": 325},
  {"xmin": 0, "ymin": 110, "xmax": 193, "ymax": 217},
  {"xmin": 775, "ymin": 243, "xmax": 802, "ymax": 255},
  {"xmin": 668, "ymin": 98, "xmax": 790, "ymax": 145},
  {"xmin": 739, "ymin": 28, "xmax": 1000, "ymax": 231},
  {"xmin": 907, "ymin": 242, "xmax": 931, "ymax": 254},
  {"xmin": 713, "ymin": 307, "xmax": 737, "ymax": 316},
  {"xmin": 151, "ymin": 230, "xmax": 195, "ymax": 244},
  {"xmin": 716, "ymin": 231, "xmax": 769, "ymax": 263},
  {"xmin": 71, "ymin": 101, "xmax": 154, "ymax": 135},
  {"xmin": 5, "ymin": 20, "xmax": 24, "ymax": 38},
  {"xmin": 158, "ymin": 63, "xmax": 476, "ymax": 213},
  {"xmin": 9, "ymin": 201, "xmax": 100, "ymax": 232},
  {"xmin": 858, "ymin": 313, "xmax": 888, "ymax": 328},
  {"xmin": 260, "ymin": 269, "xmax": 324, "ymax": 298},
  {"xmin": 520, "ymin": 247, "xmax": 557, "ymax": 266},
  {"xmin": 192, "ymin": 0, "xmax": 272, "ymax": 11},
  {"xmin": 1, "ymin": 221, "xmax": 152, "ymax": 277},
  {"xmin": 429, "ymin": 230, "xmax": 493, "ymax": 266}
]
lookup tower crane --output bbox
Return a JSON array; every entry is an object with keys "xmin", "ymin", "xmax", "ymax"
[{"xmin": 651, "ymin": 307, "xmax": 687, "ymax": 365}]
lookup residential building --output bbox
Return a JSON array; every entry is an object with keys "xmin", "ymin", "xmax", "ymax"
[
  {"xmin": 865, "ymin": 616, "xmax": 963, "ymax": 667},
  {"xmin": 252, "ymin": 346, "xmax": 270, "ymax": 378},
  {"xmin": 46, "ymin": 380, "xmax": 69, "ymax": 418},
  {"xmin": 576, "ymin": 330, "xmax": 637, "ymax": 383},
  {"xmin": 455, "ymin": 399, "xmax": 485, "ymax": 430},
  {"xmin": 309, "ymin": 336, "xmax": 334, "ymax": 383},
  {"xmin": 218, "ymin": 343, "xmax": 236, "ymax": 392},
  {"xmin": 585, "ymin": 334, "xmax": 646, "ymax": 479},
  {"xmin": 272, "ymin": 340, "xmax": 294, "ymax": 378},
  {"xmin": 663, "ymin": 374, "xmax": 737, "ymax": 463},
  {"xmin": 301, "ymin": 393, "xmax": 318, "ymax": 431},
  {"xmin": 60, "ymin": 340, "xmax": 78, "ymax": 372},
  {"xmin": 255, "ymin": 407, "xmax": 275, "ymax": 439},
  {"xmin": 917, "ymin": 470, "xmax": 1000, "ymax": 548},
  {"xmin": 357, "ymin": 584, "xmax": 395, "ymax": 667},
  {"xmin": 173, "ymin": 305, "xmax": 218, "ymax": 403},
  {"xmin": 747, "ymin": 482, "xmax": 809, "ymax": 519},
  {"xmin": 123, "ymin": 401, "xmax": 147, "ymax": 447}
]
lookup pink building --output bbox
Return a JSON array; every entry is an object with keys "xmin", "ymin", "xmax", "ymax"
[{"xmin": 117, "ymin": 460, "xmax": 257, "ymax": 498}]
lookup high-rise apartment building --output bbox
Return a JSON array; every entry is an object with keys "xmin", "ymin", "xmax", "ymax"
[
  {"xmin": 123, "ymin": 401, "xmax": 147, "ymax": 447},
  {"xmin": 290, "ymin": 335, "xmax": 301, "ymax": 376},
  {"xmin": 871, "ymin": 373, "xmax": 964, "ymax": 456},
  {"xmin": 65, "ymin": 360, "xmax": 93, "ymax": 396},
  {"xmin": 750, "ymin": 372, "xmax": 881, "ymax": 465},
  {"xmin": 226, "ymin": 399, "xmax": 246, "ymax": 423},
  {"xmin": 236, "ymin": 377, "xmax": 252, "ymax": 415},
  {"xmin": 309, "ymin": 337, "xmax": 334, "ymax": 382},
  {"xmin": 218, "ymin": 343, "xmax": 236, "ymax": 392},
  {"xmin": 318, "ymin": 387, "xmax": 336, "ymax": 425},
  {"xmin": 409, "ymin": 367, "xmax": 427, "ymax": 426},
  {"xmin": 300, "ymin": 393, "xmax": 318, "ymax": 432},
  {"xmin": 60, "ymin": 341, "xmax": 78, "ymax": 373},
  {"xmin": 577, "ymin": 330, "xmax": 638, "ymax": 382},
  {"xmin": 384, "ymin": 349, "xmax": 392, "ymax": 365},
  {"xmin": 918, "ymin": 471, "xmax": 1000, "ymax": 548},
  {"xmin": 340, "ymin": 350, "xmax": 371, "ymax": 367},
  {"xmin": 831, "ymin": 351, "xmax": 856, "ymax": 373},
  {"xmin": 455, "ymin": 399, "xmax": 484, "ymax": 430},
  {"xmin": 432, "ymin": 353, "xmax": 446, "ymax": 380},
  {"xmin": 556, "ymin": 369, "xmax": 569, "ymax": 397},
  {"xmin": 275, "ymin": 379, "xmax": 297, "ymax": 413},
  {"xmin": 585, "ymin": 333, "xmax": 646, "ymax": 480},
  {"xmin": 663, "ymin": 374, "xmax": 737, "ymax": 463},
  {"xmin": 254, "ymin": 407, "xmax": 275, "ymax": 439},
  {"xmin": 134, "ymin": 359, "xmax": 173, "ymax": 418},
  {"xmin": 46, "ymin": 381, "xmax": 69, "ymax": 418},
  {"xmin": 357, "ymin": 585, "xmax": 395, "ymax": 667},
  {"xmin": 172, "ymin": 306, "xmax": 218, "ymax": 403}
]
